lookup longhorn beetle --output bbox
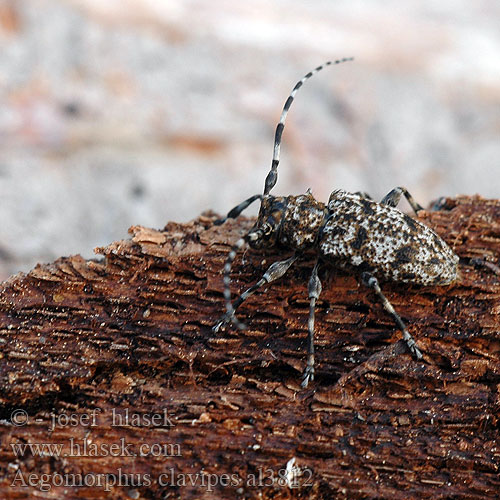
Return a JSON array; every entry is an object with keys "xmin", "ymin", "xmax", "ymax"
[{"xmin": 213, "ymin": 58, "xmax": 459, "ymax": 388}]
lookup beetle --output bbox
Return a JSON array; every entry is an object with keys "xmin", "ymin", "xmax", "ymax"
[{"xmin": 213, "ymin": 59, "xmax": 459, "ymax": 387}]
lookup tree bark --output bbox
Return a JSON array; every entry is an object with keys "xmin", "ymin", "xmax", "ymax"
[{"xmin": 0, "ymin": 195, "xmax": 499, "ymax": 499}]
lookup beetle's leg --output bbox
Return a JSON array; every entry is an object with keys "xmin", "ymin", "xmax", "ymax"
[
  {"xmin": 471, "ymin": 257, "xmax": 500, "ymax": 277},
  {"xmin": 361, "ymin": 272, "xmax": 423, "ymax": 359},
  {"xmin": 214, "ymin": 194, "xmax": 262, "ymax": 225},
  {"xmin": 301, "ymin": 261, "xmax": 322, "ymax": 388},
  {"xmin": 353, "ymin": 191, "xmax": 373, "ymax": 200},
  {"xmin": 213, "ymin": 254, "xmax": 298, "ymax": 332},
  {"xmin": 380, "ymin": 187, "xmax": 423, "ymax": 215}
]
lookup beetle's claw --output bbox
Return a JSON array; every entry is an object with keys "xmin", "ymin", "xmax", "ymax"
[
  {"xmin": 212, "ymin": 313, "xmax": 246, "ymax": 333},
  {"xmin": 301, "ymin": 365, "xmax": 314, "ymax": 388},
  {"xmin": 408, "ymin": 340, "xmax": 423, "ymax": 360}
]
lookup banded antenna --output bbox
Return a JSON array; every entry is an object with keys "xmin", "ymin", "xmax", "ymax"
[{"xmin": 263, "ymin": 57, "xmax": 354, "ymax": 196}]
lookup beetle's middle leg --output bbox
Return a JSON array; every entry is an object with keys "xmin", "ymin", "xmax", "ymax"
[
  {"xmin": 361, "ymin": 272, "xmax": 423, "ymax": 359},
  {"xmin": 381, "ymin": 186, "xmax": 423, "ymax": 215},
  {"xmin": 301, "ymin": 260, "xmax": 322, "ymax": 388},
  {"xmin": 213, "ymin": 254, "xmax": 298, "ymax": 332}
]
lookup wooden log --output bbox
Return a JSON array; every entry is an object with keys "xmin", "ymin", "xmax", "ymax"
[{"xmin": 0, "ymin": 195, "xmax": 499, "ymax": 499}]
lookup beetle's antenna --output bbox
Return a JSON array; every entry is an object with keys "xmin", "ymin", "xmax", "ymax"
[
  {"xmin": 214, "ymin": 194, "xmax": 263, "ymax": 225},
  {"xmin": 263, "ymin": 57, "xmax": 354, "ymax": 196},
  {"xmin": 213, "ymin": 228, "xmax": 263, "ymax": 331}
]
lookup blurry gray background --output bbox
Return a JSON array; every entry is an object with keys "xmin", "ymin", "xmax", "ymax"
[{"xmin": 1, "ymin": 0, "xmax": 500, "ymax": 280}]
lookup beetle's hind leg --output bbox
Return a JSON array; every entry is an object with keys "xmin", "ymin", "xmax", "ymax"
[
  {"xmin": 353, "ymin": 191, "xmax": 373, "ymax": 200},
  {"xmin": 301, "ymin": 261, "xmax": 322, "ymax": 388},
  {"xmin": 381, "ymin": 187, "xmax": 423, "ymax": 216},
  {"xmin": 213, "ymin": 254, "xmax": 298, "ymax": 332},
  {"xmin": 361, "ymin": 272, "xmax": 423, "ymax": 359}
]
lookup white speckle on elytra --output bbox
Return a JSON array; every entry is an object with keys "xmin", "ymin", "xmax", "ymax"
[{"xmin": 320, "ymin": 190, "xmax": 458, "ymax": 284}]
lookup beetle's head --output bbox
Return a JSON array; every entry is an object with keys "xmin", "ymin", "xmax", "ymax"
[{"xmin": 247, "ymin": 195, "xmax": 287, "ymax": 249}]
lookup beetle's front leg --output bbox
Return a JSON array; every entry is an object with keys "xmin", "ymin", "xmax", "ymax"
[
  {"xmin": 213, "ymin": 254, "xmax": 298, "ymax": 332},
  {"xmin": 361, "ymin": 272, "xmax": 423, "ymax": 359}
]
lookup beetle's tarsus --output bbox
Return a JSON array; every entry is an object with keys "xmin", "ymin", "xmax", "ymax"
[{"xmin": 301, "ymin": 363, "xmax": 315, "ymax": 388}]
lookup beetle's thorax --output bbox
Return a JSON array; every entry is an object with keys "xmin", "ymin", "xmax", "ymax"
[{"xmin": 249, "ymin": 192, "xmax": 327, "ymax": 250}]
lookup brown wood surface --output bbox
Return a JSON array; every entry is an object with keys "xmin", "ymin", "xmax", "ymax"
[{"xmin": 0, "ymin": 195, "xmax": 499, "ymax": 499}]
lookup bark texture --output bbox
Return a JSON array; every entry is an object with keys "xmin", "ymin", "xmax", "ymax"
[{"xmin": 0, "ymin": 195, "xmax": 499, "ymax": 499}]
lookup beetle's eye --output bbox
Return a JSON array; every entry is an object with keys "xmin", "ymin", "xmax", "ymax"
[{"xmin": 262, "ymin": 222, "xmax": 273, "ymax": 236}]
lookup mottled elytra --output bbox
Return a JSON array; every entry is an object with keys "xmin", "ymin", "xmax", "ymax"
[{"xmin": 213, "ymin": 59, "xmax": 459, "ymax": 388}]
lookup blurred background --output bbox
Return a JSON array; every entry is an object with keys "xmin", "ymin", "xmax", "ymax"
[{"xmin": 1, "ymin": 0, "xmax": 500, "ymax": 279}]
